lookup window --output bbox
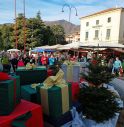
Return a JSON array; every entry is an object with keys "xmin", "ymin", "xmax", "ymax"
[
  {"xmin": 106, "ymin": 29, "xmax": 111, "ymax": 39},
  {"xmin": 85, "ymin": 32, "xmax": 89, "ymax": 40},
  {"xmin": 108, "ymin": 17, "xmax": 111, "ymax": 23},
  {"xmin": 86, "ymin": 22, "xmax": 89, "ymax": 26},
  {"xmin": 96, "ymin": 20, "xmax": 99, "ymax": 25},
  {"xmin": 95, "ymin": 30, "xmax": 99, "ymax": 39}
]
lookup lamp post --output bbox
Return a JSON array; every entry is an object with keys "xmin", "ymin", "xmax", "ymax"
[
  {"xmin": 14, "ymin": 0, "xmax": 18, "ymax": 49},
  {"xmin": 62, "ymin": 4, "xmax": 78, "ymax": 43},
  {"xmin": 23, "ymin": 0, "xmax": 26, "ymax": 54},
  {"xmin": 62, "ymin": 4, "xmax": 78, "ymax": 23}
]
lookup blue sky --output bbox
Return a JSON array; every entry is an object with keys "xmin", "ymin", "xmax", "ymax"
[{"xmin": 0, "ymin": 0, "xmax": 124, "ymax": 25}]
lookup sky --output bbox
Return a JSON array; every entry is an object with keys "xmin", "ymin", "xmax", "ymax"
[{"xmin": 0, "ymin": 0, "xmax": 124, "ymax": 25}]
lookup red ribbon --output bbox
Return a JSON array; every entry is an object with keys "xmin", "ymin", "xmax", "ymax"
[{"xmin": 9, "ymin": 76, "xmax": 17, "ymax": 106}]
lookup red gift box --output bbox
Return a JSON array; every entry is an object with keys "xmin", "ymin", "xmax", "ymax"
[
  {"xmin": 0, "ymin": 100, "xmax": 44, "ymax": 127},
  {"xmin": 71, "ymin": 82, "xmax": 80, "ymax": 102},
  {"xmin": 71, "ymin": 78, "xmax": 86, "ymax": 102},
  {"xmin": 47, "ymin": 69, "xmax": 53, "ymax": 76}
]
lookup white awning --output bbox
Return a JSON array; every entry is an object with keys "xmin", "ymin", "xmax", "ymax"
[
  {"xmin": 7, "ymin": 49, "xmax": 20, "ymax": 52},
  {"xmin": 80, "ymin": 42, "xmax": 124, "ymax": 48}
]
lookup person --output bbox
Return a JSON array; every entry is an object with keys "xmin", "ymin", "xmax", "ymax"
[
  {"xmin": 80, "ymin": 55, "xmax": 87, "ymax": 62},
  {"xmin": 37, "ymin": 53, "xmax": 42, "ymax": 65},
  {"xmin": 18, "ymin": 57, "xmax": 25, "ymax": 67},
  {"xmin": 49, "ymin": 54, "xmax": 55, "ymax": 66},
  {"xmin": 0, "ymin": 61, "xmax": 3, "ymax": 72},
  {"xmin": 23, "ymin": 54, "xmax": 30, "ymax": 65},
  {"xmin": 120, "ymin": 59, "xmax": 124, "ymax": 76},
  {"xmin": 1, "ymin": 52, "xmax": 11, "ymax": 73},
  {"xmin": 29, "ymin": 55, "xmax": 35, "ymax": 64},
  {"xmin": 87, "ymin": 51, "xmax": 92, "ymax": 60},
  {"xmin": 108, "ymin": 58, "xmax": 114, "ymax": 72},
  {"xmin": 41, "ymin": 53, "xmax": 48, "ymax": 66},
  {"xmin": 11, "ymin": 53, "xmax": 18, "ymax": 72},
  {"xmin": 112, "ymin": 57, "xmax": 122, "ymax": 76}
]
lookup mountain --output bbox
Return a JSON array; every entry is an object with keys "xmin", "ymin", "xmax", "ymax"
[{"xmin": 44, "ymin": 20, "xmax": 80, "ymax": 35}]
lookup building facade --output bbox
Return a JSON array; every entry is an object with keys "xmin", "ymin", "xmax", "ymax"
[
  {"xmin": 80, "ymin": 8, "xmax": 124, "ymax": 44},
  {"xmin": 66, "ymin": 31, "xmax": 80, "ymax": 43}
]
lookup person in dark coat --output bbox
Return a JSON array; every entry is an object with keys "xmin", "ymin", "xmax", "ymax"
[
  {"xmin": 23, "ymin": 54, "xmax": 30, "ymax": 65},
  {"xmin": 11, "ymin": 53, "xmax": 18, "ymax": 72}
]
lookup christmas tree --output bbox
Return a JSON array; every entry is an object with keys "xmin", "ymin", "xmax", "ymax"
[
  {"xmin": 81, "ymin": 62, "xmax": 114, "ymax": 87},
  {"xmin": 77, "ymin": 86, "xmax": 121, "ymax": 123},
  {"xmin": 78, "ymin": 59, "xmax": 120, "ymax": 123}
]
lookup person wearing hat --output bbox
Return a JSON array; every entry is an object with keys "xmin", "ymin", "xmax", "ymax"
[{"xmin": 0, "ymin": 60, "xmax": 3, "ymax": 72}]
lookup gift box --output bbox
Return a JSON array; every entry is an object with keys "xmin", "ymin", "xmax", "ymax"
[
  {"xmin": 47, "ymin": 69, "xmax": 53, "ymax": 77},
  {"xmin": 71, "ymin": 82, "xmax": 80, "ymax": 102},
  {"xmin": 44, "ymin": 111, "xmax": 72, "ymax": 127},
  {"xmin": 21, "ymin": 85, "xmax": 37, "ymax": 103},
  {"xmin": 37, "ymin": 69, "xmax": 72, "ymax": 118},
  {"xmin": 61, "ymin": 62, "xmax": 80, "ymax": 82},
  {"xmin": 0, "ymin": 75, "xmax": 21, "ymax": 115},
  {"xmin": 16, "ymin": 66, "xmax": 47, "ymax": 85},
  {"xmin": 0, "ymin": 100, "xmax": 44, "ymax": 127}
]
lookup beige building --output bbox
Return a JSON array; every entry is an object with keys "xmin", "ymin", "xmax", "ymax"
[
  {"xmin": 66, "ymin": 31, "xmax": 80, "ymax": 43},
  {"xmin": 80, "ymin": 7, "xmax": 124, "ymax": 44}
]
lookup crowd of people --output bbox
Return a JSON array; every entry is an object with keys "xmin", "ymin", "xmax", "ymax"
[
  {"xmin": 0, "ymin": 51, "xmax": 68, "ymax": 73},
  {"xmin": 0, "ymin": 50, "xmax": 124, "ymax": 76}
]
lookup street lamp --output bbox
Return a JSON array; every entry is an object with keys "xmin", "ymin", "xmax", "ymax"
[
  {"xmin": 62, "ymin": 4, "xmax": 78, "ymax": 43},
  {"xmin": 61, "ymin": 4, "xmax": 78, "ymax": 23}
]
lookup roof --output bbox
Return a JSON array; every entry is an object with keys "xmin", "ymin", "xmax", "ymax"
[{"xmin": 80, "ymin": 7, "xmax": 124, "ymax": 19}]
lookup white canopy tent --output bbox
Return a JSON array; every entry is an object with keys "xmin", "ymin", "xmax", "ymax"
[
  {"xmin": 80, "ymin": 42, "xmax": 124, "ymax": 48},
  {"xmin": 7, "ymin": 49, "xmax": 20, "ymax": 52},
  {"xmin": 58, "ymin": 41, "xmax": 84, "ymax": 50},
  {"xmin": 47, "ymin": 44, "xmax": 63, "ymax": 49},
  {"xmin": 35, "ymin": 45, "xmax": 50, "ymax": 49},
  {"xmin": 35, "ymin": 44, "xmax": 63, "ymax": 50}
]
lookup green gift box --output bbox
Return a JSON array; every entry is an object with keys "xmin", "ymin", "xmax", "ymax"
[
  {"xmin": 16, "ymin": 66, "xmax": 47, "ymax": 85},
  {"xmin": 36, "ymin": 69, "xmax": 72, "ymax": 118},
  {"xmin": 0, "ymin": 75, "xmax": 21, "ymax": 115},
  {"xmin": 21, "ymin": 85, "xmax": 37, "ymax": 103}
]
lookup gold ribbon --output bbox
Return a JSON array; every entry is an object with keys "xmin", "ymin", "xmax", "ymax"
[
  {"xmin": 63, "ymin": 60, "xmax": 75, "ymax": 66},
  {"xmin": 40, "ymin": 69, "xmax": 69, "ymax": 115},
  {"xmin": 26, "ymin": 63, "xmax": 36, "ymax": 70},
  {"xmin": 31, "ymin": 83, "xmax": 40, "ymax": 89},
  {"xmin": 43, "ymin": 69, "xmax": 66, "ymax": 88},
  {"xmin": 64, "ymin": 60, "xmax": 80, "ymax": 66}
]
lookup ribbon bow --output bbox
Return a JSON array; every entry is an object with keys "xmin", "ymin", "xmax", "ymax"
[
  {"xmin": 26, "ymin": 63, "xmax": 36, "ymax": 70},
  {"xmin": 12, "ymin": 111, "xmax": 32, "ymax": 127},
  {"xmin": 64, "ymin": 60, "xmax": 75, "ymax": 66},
  {"xmin": 31, "ymin": 83, "xmax": 40, "ymax": 89},
  {"xmin": 43, "ymin": 69, "xmax": 66, "ymax": 88}
]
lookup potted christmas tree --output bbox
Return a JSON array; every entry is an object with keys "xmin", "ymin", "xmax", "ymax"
[{"xmin": 78, "ymin": 62, "xmax": 122, "ymax": 126}]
